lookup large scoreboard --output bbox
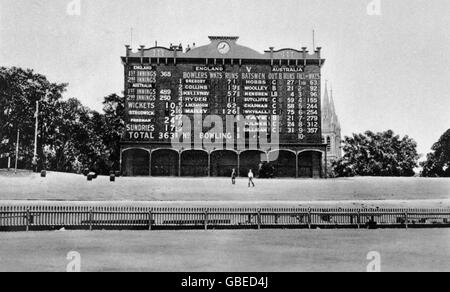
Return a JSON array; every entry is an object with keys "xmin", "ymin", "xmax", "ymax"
[{"xmin": 123, "ymin": 37, "xmax": 324, "ymax": 148}]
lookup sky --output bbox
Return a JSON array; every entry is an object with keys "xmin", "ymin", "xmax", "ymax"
[{"xmin": 0, "ymin": 0, "xmax": 449, "ymax": 159}]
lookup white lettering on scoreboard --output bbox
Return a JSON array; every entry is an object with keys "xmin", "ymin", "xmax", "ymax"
[{"xmin": 125, "ymin": 64, "xmax": 321, "ymax": 143}]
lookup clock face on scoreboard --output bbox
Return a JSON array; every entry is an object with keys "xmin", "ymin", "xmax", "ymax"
[{"xmin": 217, "ymin": 42, "xmax": 231, "ymax": 54}]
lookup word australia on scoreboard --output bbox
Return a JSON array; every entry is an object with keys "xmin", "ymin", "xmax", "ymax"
[{"xmin": 122, "ymin": 36, "xmax": 325, "ymax": 147}]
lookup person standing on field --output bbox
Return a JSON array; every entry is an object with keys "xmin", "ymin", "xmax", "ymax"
[
  {"xmin": 231, "ymin": 168, "xmax": 236, "ymax": 185},
  {"xmin": 248, "ymin": 169, "xmax": 255, "ymax": 188}
]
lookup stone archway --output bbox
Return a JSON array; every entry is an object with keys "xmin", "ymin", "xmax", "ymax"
[
  {"xmin": 210, "ymin": 150, "xmax": 238, "ymax": 177},
  {"xmin": 269, "ymin": 150, "xmax": 297, "ymax": 178},
  {"xmin": 239, "ymin": 150, "xmax": 267, "ymax": 178},
  {"xmin": 122, "ymin": 148, "xmax": 150, "ymax": 176},
  {"xmin": 151, "ymin": 149, "xmax": 179, "ymax": 177},
  {"xmin": 298, "ymin": 151, "xmax": 323, "ymax": 178},
  {"xmin": 180, "ymin": 150, "xmax": 209, "ymax": 177}
]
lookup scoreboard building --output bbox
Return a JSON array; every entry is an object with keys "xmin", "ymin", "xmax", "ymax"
[{"xmin": 120, "ymin": 36, "xmax": 328, "ymax": 178}]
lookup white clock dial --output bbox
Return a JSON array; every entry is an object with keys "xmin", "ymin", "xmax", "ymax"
[{"xmin": 217, "ymin": 42, "xmax": 231, "ymax": 54}]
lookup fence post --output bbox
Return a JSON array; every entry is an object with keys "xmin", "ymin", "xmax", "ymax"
[
  {"xmin": 204, "ymin": 210, "xmax": 208, "ymax": 231},
  {"xmin": 148, "ymin": 210, "xmax": 153, "ymax": 231},
  {"xmin": 357, "ymin": 211, "xmax": 361, "ymax": 229},
  {"xmin": 26, "ymin": 209, "xmax": 30, "ymax": 232},
  {"xmin": 89, "ymin": 208, "xmax": 93, "ymax": 231},
  {"xmin": 257, "ymin": 210, "xmax": 261, "ymax": 230},
  {"xmin": 308, "ymin": 208, "xmax": 312, "ymax": 229},
  {"xmin": 405, "ymin": 211, "xmax": 408, "ymax": 229}
]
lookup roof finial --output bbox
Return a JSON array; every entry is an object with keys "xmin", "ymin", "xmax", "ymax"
[
  {"xmin": 322, "ymin": 80, "xmax": 330, "ymax": 113},
  {"xmin": 312, "ymin": 29, "xmax": 315, "ymax": 50}
]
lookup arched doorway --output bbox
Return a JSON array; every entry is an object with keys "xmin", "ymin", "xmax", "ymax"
[
  {"xmin": 181, "ymin": 150, "xmax": 209, "ymax": 177},
  {"xmin": 210, "ymin": 150, "xmax": 238, "ymax": 177},
  {"xmin": 122, "ymin": 148, "xmax": 150, "ymax": 176},
  {"xmin": 269, "ymin": 150, "xmax": 297, "ymax": 178},
  {"xmin": 239, "ymin": 150, "xmax": 267, "ymax": 177},
  {"xmin": 298, "ymin": 151, "xmax": 323, "ymax": 178},
  {"xmin": 151, "ymin": 149, "xmax": 179, "ymax": 177}
]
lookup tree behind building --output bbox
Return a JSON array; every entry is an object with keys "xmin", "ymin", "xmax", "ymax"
[
  {"xmin": 421, "ymin": 129, "xmax": 450, "ymax": 177},
  {"xmin": 332, "ymin": 130, "xmax": 419, "ymax": 177}
]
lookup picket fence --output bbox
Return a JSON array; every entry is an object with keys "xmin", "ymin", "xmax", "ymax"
[{"xmin": 0, "ymin": 205, "xmax": 449, "ymax": 231}]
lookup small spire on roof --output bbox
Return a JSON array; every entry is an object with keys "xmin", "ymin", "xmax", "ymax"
[
  {"xmin": 322, "ymin": 80, "xmax": 330, "ymax": 113},
  {"xmin": 329, "ymin": 84, "xmax": 336, "ymax": 114}
]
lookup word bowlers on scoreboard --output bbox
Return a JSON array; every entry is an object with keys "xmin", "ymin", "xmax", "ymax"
[{"xmin": 123, "ymin": 38, "xmax": 323, "ymax": 146}]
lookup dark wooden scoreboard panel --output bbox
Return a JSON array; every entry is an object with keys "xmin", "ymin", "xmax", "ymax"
[{"xmin": 124, "ymin": 63, "xmax": 322, "ymax": 145}]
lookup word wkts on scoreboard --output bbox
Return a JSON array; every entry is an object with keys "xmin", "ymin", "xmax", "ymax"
[{"xmin": 125, "ymin": 62, "xmax": 322, "ymax": 145}]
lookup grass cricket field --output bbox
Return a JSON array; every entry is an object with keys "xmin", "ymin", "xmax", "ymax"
[
  {"xmin": 0, "ymin": 229, "xmax": 449, "ymax": 272},
  {"xmin": 0, "ymin": 170, "xmax": 449, "ymax": 207}
]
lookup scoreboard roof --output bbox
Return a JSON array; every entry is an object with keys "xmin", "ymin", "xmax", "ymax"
[{"xmin": 122, "ymin": 36, "xmax": 325, "ymax": 64}]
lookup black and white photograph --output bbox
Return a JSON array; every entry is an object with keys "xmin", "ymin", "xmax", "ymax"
[{"xmin": 0, "ymin": 0, "xmax": 449, "ymax": 277}]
